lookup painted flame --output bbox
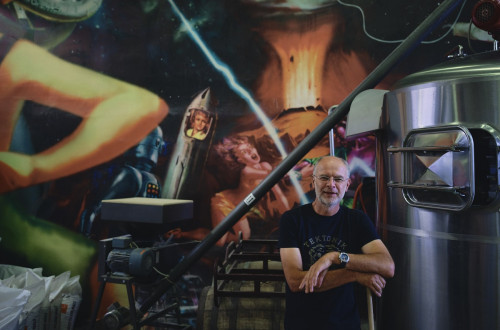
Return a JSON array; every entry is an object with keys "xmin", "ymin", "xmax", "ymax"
[{"xmin": 259, "ymin": 20, "xmax": 334, "ymax": 109}]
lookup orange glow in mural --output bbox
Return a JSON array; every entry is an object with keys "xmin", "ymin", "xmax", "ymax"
[
  {"xmin": 253, "ymin": 8, "xmax": 384, "ymax": 119},
  {"xmin": 259, "ymin": 20, "xmax": 334, "ymax": 109}
]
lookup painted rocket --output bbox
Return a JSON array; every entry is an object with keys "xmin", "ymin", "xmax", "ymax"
[{"xmin": 163, "ymin": 87, "xmax": 217, "ymax": 199}]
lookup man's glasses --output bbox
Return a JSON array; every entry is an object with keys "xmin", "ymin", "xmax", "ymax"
[{"xmin": 313, "ymin": 175, "xmax": 347, "ymax": 183}]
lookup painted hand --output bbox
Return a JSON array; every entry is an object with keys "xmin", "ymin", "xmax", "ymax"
[{"xmin": 0, "ymin": 152, "xmax": 34, "ymax": 193}]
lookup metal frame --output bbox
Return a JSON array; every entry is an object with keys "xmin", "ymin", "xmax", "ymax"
[{"xmin": 213, "ymin": 238, "xmax": 285, "ymax": 307}]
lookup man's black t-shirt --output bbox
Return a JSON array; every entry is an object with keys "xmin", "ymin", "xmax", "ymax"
[{"xmin": 278, "ymin": 204, "xmax": 379, "ymax": 330}]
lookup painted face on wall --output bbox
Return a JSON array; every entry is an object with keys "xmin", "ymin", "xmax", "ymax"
[
  {"xmin": 234, "ymin": 143, "xmax": 260, "ymax": 166},
  {"xmin": 193, "ymin": 113, "xmax": 208, "ymax": 132}
]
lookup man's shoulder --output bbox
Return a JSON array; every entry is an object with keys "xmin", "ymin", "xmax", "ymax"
[
  {"xmin": 339, "ymin": 205, "xmax": 373, "ymax": 222},
  {"xmin": 280, "ymin": 204, "xmax": 314, "ymax": 224},
  {"xmin": 283, "ymin": 203, "xmax": 312, "ymax": 216},
  {"xmin": 340, "ymin": 205, "xmax": 366, "ymax": 216}
]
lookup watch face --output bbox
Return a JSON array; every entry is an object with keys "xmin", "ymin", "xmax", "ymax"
[{"xmin": 340, "ymin": 252, "xmax": 349, "ymax": 263}]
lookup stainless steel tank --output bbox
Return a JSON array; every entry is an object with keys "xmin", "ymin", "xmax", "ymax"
[{"xmin": 376, "ymin": 51, "xmax": 500, "ymax": 330}]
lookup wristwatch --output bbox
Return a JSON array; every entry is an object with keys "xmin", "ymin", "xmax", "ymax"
[{"xmin": 339, "ymin": 252, "xmax": 349, "ymax": 265}]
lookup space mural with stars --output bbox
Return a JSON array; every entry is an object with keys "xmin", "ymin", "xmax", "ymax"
[{"xmin": 0, "ymin": 0, "xmax": 490, "ymax": 322}]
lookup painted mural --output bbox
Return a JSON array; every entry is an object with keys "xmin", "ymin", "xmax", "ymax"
[{"xmin": 0, "ymin": 0, "xmax": 492, "ymax": 327}]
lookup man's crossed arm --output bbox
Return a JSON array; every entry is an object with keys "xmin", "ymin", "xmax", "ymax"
[{"xmin": 280, "ymin": 239, "xmax": 395, "ymax": 296}]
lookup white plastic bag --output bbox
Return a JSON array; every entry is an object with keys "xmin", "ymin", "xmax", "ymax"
[
  {"xmin": 17, "ymin": 271, "xmax": 46, "ymax": 330},
  {"xmin": 0, "ymin": 285, "xmax": 30, "ymax": 330},
  {"xmin": 0, "ymin": 266, "xmax": 82, "ymax": 330},
  {"xmin": 39, "ymin": 275, "xmax": 54, "ymax": 329},
  {"xmin": 0, "ymin": 264, "xmax": 43, "ymax": 280},
  {"xmin": 0, "ymin": 275, "xmax": 15, "ymax": 288},
  {"xmin": 48, "ymin": 271, "xmax": 70, "ymax": 330},
  {"xmin": 59, "ymin": 275, "xmax": 82, "ymax": 330}
]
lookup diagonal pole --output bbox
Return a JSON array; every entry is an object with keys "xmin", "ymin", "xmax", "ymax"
[{"xmin": 137, "ymin": 0, "xmax": 465, "ymax": 321}]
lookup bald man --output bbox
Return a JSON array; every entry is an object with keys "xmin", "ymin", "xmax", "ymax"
[{"xmin": 279, "ymin": 156, "xmax": 394, "ymax": 330}]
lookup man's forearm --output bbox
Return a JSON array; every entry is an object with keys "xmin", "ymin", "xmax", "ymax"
[
  {"xmin": 345, "ymin": 252, "xmax": 394, "ymax": 278},
  {"xmin": 308, "ymin": 268, "xmax": 387, "ymax": 297},
  {"xmin": 321, "ymin": 249, "xmax": 394, "ymax": 279},
  {"xmin": 306, "ymin": 268, "xmax": 358, "ymax": 292}
]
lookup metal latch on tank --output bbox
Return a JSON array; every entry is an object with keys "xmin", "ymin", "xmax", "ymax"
[{"xmin": 387, "ymin": 125, "xmax": 500, "ymax": 211}]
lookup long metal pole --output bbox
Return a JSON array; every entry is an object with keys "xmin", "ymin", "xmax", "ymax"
[{"xmin": 138, "ymin": 0, "xmax": 464, "ymax": 318}]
